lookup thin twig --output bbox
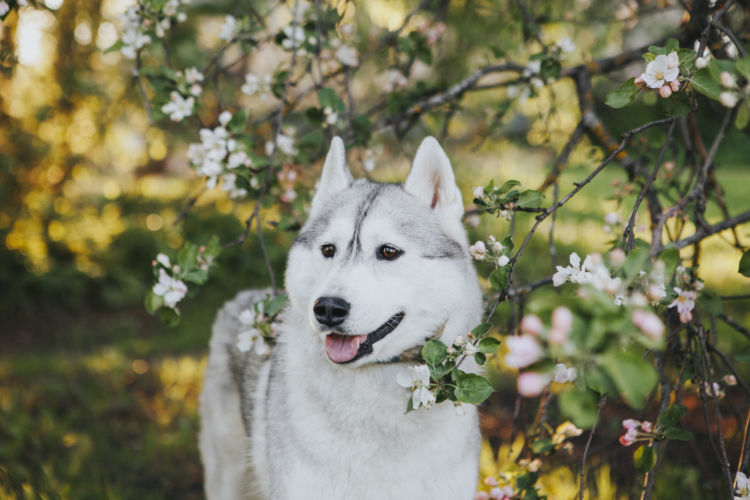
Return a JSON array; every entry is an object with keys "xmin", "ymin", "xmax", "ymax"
[{"xmin": 579, "ymin": 395, "xmax": 607, "ymax": 500}]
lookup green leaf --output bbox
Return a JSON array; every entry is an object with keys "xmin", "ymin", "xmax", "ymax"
[
  {"xmin": 661, "ymin": 92, "xmax": 691, "ymax": 118},
  {"xmin": 690, "ymin": 69, "xmax": 720, "ymax": 100},
  {"xmin": 602, "ymin": 350, "xmax": 658, "ymax": 409},
  {"xmin": 421, "ymin": 339, "xmax": 448, "ymax": 366},
  {"xmin": 677, "ymin": 48, "xmax": 697, "ymax": 70},
  {"xmin": 352, "ymin": 114, "xmax": 372, "ymax": 145},
  {"xmin": 531, "ymin": 438, "xmax": 553, "ymax": 454},
  {"xmin": 583, "ymin": 365, "xmax": 617, "ymax": 396},
  {"xmin": 665, "ymin": 38, "xmax": 680, "ymax": 53},
  {"xmin": 474, "ymin": 352, "xmax": 486, "ymax": 365},
  {"xmin": 516, "ymin": 472, "xmax": 538, "ymax": 490},
  {"xmin": 478, "ymin": 337, "xmax": 502, "ymax": 353},
  {"xmin": 265, "ymin": 294, "xmax": 289, "ymax": 317},
  {"xmin": 657, "ymin": 404, "xmax": 687, "ymax": 427},
  {"xmin": 516, "ymin": 190, "xmax": 543, "ymax": 208},
  {"xmin": 736, "ymin": 101, "xmax": 750, "ymax": 130},
  {"xmin": 496, "ymin": 179, "xmax": 520, "ymax": 195},
  {"xmin": 160, "ymin": 306, "xmax": 181, "ymax": 327},
  {"xmin": 182, "ymin": 269, "xmax": 208, "ymax": 285},
  {"xmin": 177, "ymin": 243, "xmax": 198, "ymax": 271},
  {"xmin": 144, "ymin": 291, "xmax": 163, "ymax": 314},
  {"xmin": 454, "ymin": 373, "xmax": 494, "ymax": 405},
  {"xmin": 664, "ymin": 427, "xmax": 694, "ymax": 441},
  {"xmin": 501, "ymin": 236, "xmax": 514, "ymax": 252},
  {"xmin": 623, "ymin": 247, "xmax": 650, "ymax": 280},
  {"xmin": 104, "ymin": 39, "xmax": 125, "ymax": 54},
  {"xmin": 489, "ymin": 267, "xmax": 509, "ymax": 291},
  {"xmin": 659, "ymin": 246, "xmax": 680, "ymax": 281},
  {"xmin": 318, "ymin": 87, "xmax": 345, "ymax": 113},
  {"xmin": 228, "ymin": 109, "xmax": 248, "ymax": 134},
  {"xmin": 739, "ymin": 250, "xmax": 750, "ymax": 277},
  {"xmin": 558, "ymin": 387, "xmax": 599, "ymax": 429},
  {"xmin": 471, "ymin": 322, "xmax": 492, "ymax": 337},
  {"xmin": 737, "ymin": 56, "xmax": 750, "ymax": 80},
  {"xmin": 634, "ymin": 445, "xmax": 657, "ymax": 473},
  {"xmin": 606, "ymin": 78, "xmax": 640, "ymax": 109},
  {"xmin": 648, "ymin": 45, "xmax": 666, "ymax": 56}
]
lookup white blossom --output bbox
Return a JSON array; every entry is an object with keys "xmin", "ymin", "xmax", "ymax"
[
  {"xmin": 669, "ymin": 287, "xmax": 697, "ymax": 323},
  {"xmin": 396, "ymin": 365, "xmax": 436, "ymax": 409},
  {"xmin": 497, "ymin": 255, "xmax": 510, "ymax": 267},
  {"xmin": 336, "ymin": 44, "xmax": 359, "ymax": 66},
  {"xmin": 720, "ymin": 91, "xmax": 739, "ymax": 108},
  {"xmin": 156, "ymin": 253, "xmax": 170, "ymax": 268},
  {"xmin": 282, "ymin": 25, "xmax": 305, "ymax": 49},
  {"xmin": 472, "ymin": 186, "xmax": 484, "ymax": 199},
  {"xmin": 553, "ymin": 363, "xmax": 577, "ymax": 383},
  {"xmin": 153, "ymin": 269, "xmax": 187, "ymax": 308},
  {"xmin": 219, "ymin": 15, "xmax": 237, "ymax": 41},
  {"xmin": 237, "ymin": 328, "xmax": 270, "ymax": 356},
  {"xmin": 363, "ymin": 149, "xmax": 376, "ymax": 172},
  {"xmin": 488, "ymin": 235, "xmax": 504, "ymax": 253},
  {"xmin": 120, "ymin": 7, "xmax": 151, "ymax": 59},
  {"xmin": 555, "ymin": 36, "xmax": 576, "ymax": 53},
  {"xmin": 553, "ymin": 252, "xmax": 593, "ymax": 286},
  {"xmin": 469, "ymin": 241, "xmax": 487, "ymax": 260},
  {"xmin": 736, "ymin": 471, "xmax": 750, "ymax": 500},
  {"xmin": 184, "ymin": 67, "xmax": 204, "ymax": 83},
  {"xmin": 161, "ymin": 91, "xmax": 194, "ymax": 121},
  {"xmin": 0, "ymin": 2, "xmax": 9, "ymax": 16},
  {"xmin": 241, "ymin": 73, "xmax": 271, "ymax": 97},
  {"xmin": 640, "ymin": 52, "xmax": 680, "ymax": 89}
]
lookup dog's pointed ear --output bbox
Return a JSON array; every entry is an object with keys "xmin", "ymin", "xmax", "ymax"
[
  {"xmin": 310, "ymin": 137, "xmax": 352, "ymax": 217},
  {"xmin": 404, "ymin": 137, "xmax": 463, "ymax": 220}
]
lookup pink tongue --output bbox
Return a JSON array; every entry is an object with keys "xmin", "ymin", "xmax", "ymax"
[{"xmin": 325, "ymin": 333, "xmax": 367, "ymax": 363}]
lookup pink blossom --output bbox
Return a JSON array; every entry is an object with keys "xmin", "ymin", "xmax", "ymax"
[
  {"xmin": 520, "ymin": 314, "xmax": 544, "ymax": 336},
  {"xmin": 517, "ymin": 371, "xmax": 551, "ymax": 397},
  {"xmin": 483, "ymin": 477, "xmax": 498, "ymax": 487},
  {"xmin": 632, "ymin": 310, "xmax": 665, "ymax": 341},
  {"xmin": 618, "ymin": 430, "xmax": 636, "ymax": 446},
  {"xmin": 640, "ymin": 421, "xmax": 653, "ymax": 433},
  {"xmin": 623, "ymin": 418, "xmax": 640, "ymax": 430},
  {"xmin": 504, "ymin": 335, "xmax": 542, "ymax": 368},
  {"xmin": 475, "ymin": 492, "xmax": 490, "ymax": 500},
  {"xmin": 549, "ymin": 306, "xmax": 573, "ymax": 344},
  {"xmin": 668, "ymin": 287, "xmax": 696, "ymax": 323}
]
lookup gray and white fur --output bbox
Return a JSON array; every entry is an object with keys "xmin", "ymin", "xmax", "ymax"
[{"xmin": 200, "ymin": 137, "xmax": 483, "ymax": 499}]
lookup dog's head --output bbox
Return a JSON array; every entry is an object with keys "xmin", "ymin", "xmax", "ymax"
[{"xmin": 285, "ymin": 137, "xmax": 482, "ymax": 366}]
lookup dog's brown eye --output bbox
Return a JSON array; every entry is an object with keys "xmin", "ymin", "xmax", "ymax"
[
  {"xmin": 377, "ymin": 244, "xmax": 402, "ymax": 261},
  {"xmin": 321, "ymin": 244, "xmax": 336, "ymax": 258}
]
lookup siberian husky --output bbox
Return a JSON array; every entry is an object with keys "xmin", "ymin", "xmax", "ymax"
[{"xmin": 199, "ymin": 136, "xmax": 483, "ymax": 499}]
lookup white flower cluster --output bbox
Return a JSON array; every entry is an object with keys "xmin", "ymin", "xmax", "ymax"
[
  {"xmin": 151, "ymin": 253, "xmax": 188, "ymax": 308},
  {"xmin": 396, "ymin": 365, "xmax": 436, "ymax": 409},
  {"xmin": 161, "ymin": 67, "xmax": 204, "ymax": 121},
  {"xmin": 469, "ymin": 235, "xmax": 509, "ymax": 266},
  {"xmin": 186, "ymin": 111, "xmax": 252, "ymax": 198},
  {"xmin": 219, "ymin": 15, "xmax": 238, "ymax": 41},
  {"xmin": 265, "ymin": 128, "xmax": 298, "ymax": 157},
  {"xmin": 119, "ymin": 0, "xmax": 188, "ymax": 59},
  {"xmin": 241, "ymin": 73, "xmax": 272, "ymax": 98},
  {"xmin": 635, "ymin": 51, "xmax": 681, "ymax": 98},
  {"xmin": 553, "ymin": 252, "xmax": 626, "ymax": 303},
  {"xmin": 236, "ymin": 309, "xmax": 271, "ymax": 356},
  {"xmin": 383, "ymin": 69, "xmax": 408, "ymax": 92}
]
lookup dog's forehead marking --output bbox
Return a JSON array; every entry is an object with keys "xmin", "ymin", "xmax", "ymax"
[{"xmin": 294, "ymin": 181, "xmax": 465, "ymax": 260}]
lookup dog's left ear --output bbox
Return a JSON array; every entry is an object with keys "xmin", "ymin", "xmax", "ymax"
[
  {"xmin": 404, "ymin": 137, "xmax": 463, "ymax": 220},
  {"xmin": 310, "ymin": 136, "xmax": 352, "ymax": 218}
]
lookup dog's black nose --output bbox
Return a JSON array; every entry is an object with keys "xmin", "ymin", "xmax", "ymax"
[{"xmin": 313, "ymin": 297, "xmax": 350, "ymax": 327}]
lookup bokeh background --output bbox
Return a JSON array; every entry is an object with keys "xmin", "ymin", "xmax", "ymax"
[{"xmin": 1, "ymin": 0, "xmax": 749, "ymax": 498}]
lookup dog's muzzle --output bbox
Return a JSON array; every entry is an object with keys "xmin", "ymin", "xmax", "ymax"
[{"xmin": 324, "ymin": 312, "xmax": 405, "ymax": 364}]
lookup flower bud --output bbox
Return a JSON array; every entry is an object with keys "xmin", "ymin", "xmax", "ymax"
[
  {"xmin": 659, "ymin": 85, "xmax": 672, "ymax": 98},
  {"xmin": 634, "ymin": 76, "xmax": 645, "ymax": 88},
  {"xmin": 609, "ymin": 248, "xmax": 626, "ymax": 266},
  {"xmin": 719, "ymin": 91, "xmax": 738, "ymax": 108},
  {"xmin": 720, "ymin": 71, "xmax": 736, "ymax": 89},
  {"xmin": 695, "ymin": 57, "xmax": 708, "ymax": 69},
  {"xmin": 670, "ymin": 79, "xmax": 681, "ymax": 92}
]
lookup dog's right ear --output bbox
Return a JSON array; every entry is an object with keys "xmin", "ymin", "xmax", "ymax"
[{"xmin": 309, "ymin": 137, "xmax": 352, "ymax": 218}]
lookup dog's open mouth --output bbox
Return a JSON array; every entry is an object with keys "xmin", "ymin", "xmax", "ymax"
[{"xmin": 324, "ymin": 312, "xmax": 405, "ymax": 364}]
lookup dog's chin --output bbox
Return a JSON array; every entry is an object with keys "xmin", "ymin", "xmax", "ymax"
[{"xmin": 320, "ymin": 312, "xmax": 405, "ymax": 365}]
